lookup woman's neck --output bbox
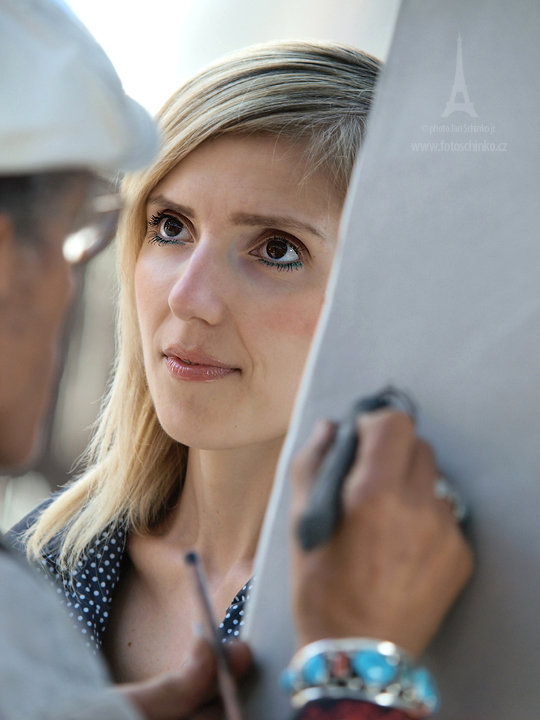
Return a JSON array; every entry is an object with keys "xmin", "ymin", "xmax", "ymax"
[{"xmin": 158, "ymin": 434, "xmax": 285, "ymax": 580}]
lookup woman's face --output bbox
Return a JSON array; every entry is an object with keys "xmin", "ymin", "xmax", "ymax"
[{"xmin": 135, "ymin": 135, "xmax": 341, "ymax": 451}]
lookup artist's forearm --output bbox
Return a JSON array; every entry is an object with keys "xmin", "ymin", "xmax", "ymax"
[{"xmin": 294, "ymin": 699, "xmax": 412, "ymax": 720}]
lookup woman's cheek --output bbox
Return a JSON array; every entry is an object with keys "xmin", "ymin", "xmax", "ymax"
[
  {"xmin": 135, "ymin": 255, "xmax": 177, "ymax": 327},
  {"xmin": 253, "ymin": 290, "xmax": 325, "ymax": 339}
]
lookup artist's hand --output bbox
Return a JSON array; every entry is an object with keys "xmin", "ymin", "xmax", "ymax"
[
  {"xmin": 291, "ymin": 409, "xmax": 474, "ymax": 657},
  {"xmin": 118, "ymin": 638, "xmax": 252, "ymax": 720}
]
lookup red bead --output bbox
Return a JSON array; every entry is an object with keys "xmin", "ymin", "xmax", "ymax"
[{"xmin": 331, "ymin": 651, "xmax": 351, "ymax": 680}]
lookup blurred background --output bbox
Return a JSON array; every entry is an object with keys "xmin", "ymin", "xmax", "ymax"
[{"xmin": 0, "ymin": 0, "xmax": 401, "ymax": 530}]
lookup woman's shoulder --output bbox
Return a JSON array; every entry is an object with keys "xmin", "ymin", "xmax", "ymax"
[{"xmin": 7, "ymin": 495, "xmax": 129, "ymax": 652}]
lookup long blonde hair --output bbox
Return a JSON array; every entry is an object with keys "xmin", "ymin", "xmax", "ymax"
[{"xmin": 25, "ymin": 40, "xmax": 381, "ymax": 569}]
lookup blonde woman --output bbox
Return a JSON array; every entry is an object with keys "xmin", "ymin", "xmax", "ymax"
[{"xmin": 11, "ymin": 40, "xmax": 472, "ymax": 720}]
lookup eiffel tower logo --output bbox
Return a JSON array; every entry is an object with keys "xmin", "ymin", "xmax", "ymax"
[{"xmin": 442, "ymin": 34, "xmax": 477, "ymax": 117}]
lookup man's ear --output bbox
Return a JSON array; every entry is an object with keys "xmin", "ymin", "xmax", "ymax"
[{"xmin": 0, "ymin": 213, "xmax": 15, "ymax": 299}]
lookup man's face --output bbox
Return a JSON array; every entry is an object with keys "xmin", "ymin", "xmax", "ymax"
[{"xmin": 0, "ymin": 179, "xmax": 88, "ymax": 469}]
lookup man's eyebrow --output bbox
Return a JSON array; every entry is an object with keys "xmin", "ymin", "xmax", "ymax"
[
  {"xmin": 230, "ymin": 212, "xmax": 328, "ymax": 241},
  {"xmin": 147, "ymin": 194, "xmax": 196, "ymax": 219}
]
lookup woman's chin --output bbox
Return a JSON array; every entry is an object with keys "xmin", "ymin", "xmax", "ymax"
[
  {"xmin": 158, "ymin": 413, "xmax": 285, "ymax": 452},
  {"xmin": 158, "ymin": 416, "xmax": 240, "ymax": 451}
]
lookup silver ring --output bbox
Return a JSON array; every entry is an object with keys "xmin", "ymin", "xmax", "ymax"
[{"xmin": 433, "ymin": 476, "xmax": 468, "ymax": 524}]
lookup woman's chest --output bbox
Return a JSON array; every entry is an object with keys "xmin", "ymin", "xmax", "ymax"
[
  {"xmin": 102, "ymin": 536, "xmax": 251, "ymax": 681},
  {"xmin": 102, "ymin": 560, "xmax": 198, "ymax": 681}
]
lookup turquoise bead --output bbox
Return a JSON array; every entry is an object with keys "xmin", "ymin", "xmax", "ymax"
[
  {"xmin": 303, "ymin": 653, "xmax": 328, "ymax": 685},
  {"xmin": 280, "ymin": 667, "xmax": 297, "ymax": 693},
  {"xmin": 352, "ymin": 650, "xmax": 397, "ymax": 686},
  {"xmin": 411, "ymin": 667, "xmax": 440, "ymax": 712}
]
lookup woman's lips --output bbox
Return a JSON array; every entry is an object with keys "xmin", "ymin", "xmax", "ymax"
[{"xmin": 164, "ymin": 352, "xmax": 239, "ymax": 382}]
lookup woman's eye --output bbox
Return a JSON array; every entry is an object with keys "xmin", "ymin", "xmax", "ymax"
[
  {"xmin": 256, "ymin": 237, "xmax": 303, "ymax": 270},
  {"xmin": 148, "ymin": 212, "xmax": 191, "ymax": 244},
  {"xmin": 160, "ymin": 217, "xmax": 184, "ymax": 238}
]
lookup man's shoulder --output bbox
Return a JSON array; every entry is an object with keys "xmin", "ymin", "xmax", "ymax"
[
  {"xmin": 5, "ymin": 493, "xmax": 58, "ymax": 554},
  {"xmin": 0, "ymin": 531, "xmax": 73, "ymax": 626},
  {"xmin": 0, "ymin": 535, "xmax": 140, "ymax": 720}
]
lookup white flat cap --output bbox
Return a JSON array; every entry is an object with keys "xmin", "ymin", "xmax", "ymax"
[{"xmin": 0, "ymin": 0, "xmax": 159, "ymax": 175}]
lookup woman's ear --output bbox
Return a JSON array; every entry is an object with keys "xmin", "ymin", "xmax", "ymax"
[{"xmin": 0, "ymin": 213, "xmax": 15, "ymax": 299}]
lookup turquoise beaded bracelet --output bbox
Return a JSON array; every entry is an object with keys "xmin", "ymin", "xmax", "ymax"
[{"xmin": 281, "ymin": 638, "xmax": 440, "ymax": 718}]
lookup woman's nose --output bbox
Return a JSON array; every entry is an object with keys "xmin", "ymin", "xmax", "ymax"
[{"xmin": 168, "ymin": 242, "xmax": 229, "ymax": 326}]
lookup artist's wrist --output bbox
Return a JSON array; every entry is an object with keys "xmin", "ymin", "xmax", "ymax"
[
  {"xmin": 296, "ymin": 622, "xmax": 421, "ymax": 659},
  {"xmin": 295, "ymin": 609, "xmax": 435, "ymax": 658},
  {"xmin": 281, "ymin": 638, "xmax": 440, "ymax": 719}
]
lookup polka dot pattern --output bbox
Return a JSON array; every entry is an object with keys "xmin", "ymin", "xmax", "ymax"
[
  {"xmin": 34, "ymin": 524, "xmax": 253, "ymax": 653},
  {"xmin": 35, "ymin": 527, "xmax": 126, "ymax": 654},
  {"xmin": 218, "ymin": 580, "xmax": 253, "ymax": 643}
]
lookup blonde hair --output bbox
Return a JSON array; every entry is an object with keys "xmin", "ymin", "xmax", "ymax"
[{"xmin": 25, "ymin": 40, "xmax": 381, "ymax": 569}]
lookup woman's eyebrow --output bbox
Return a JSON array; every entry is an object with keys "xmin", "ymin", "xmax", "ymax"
[
  {"xmin": 147, "ymin": 198, "xmax": 329, "ymax": 243},
  {"xmin": 147, "ymin": 194, "xmax": 196, "ymax": 219},
  {"xmin": 230, "ymin": 212, "xmax": 328, "ymax": 242}
]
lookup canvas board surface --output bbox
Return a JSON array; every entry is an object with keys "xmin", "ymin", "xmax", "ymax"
[{"xmin": 243, "ymin": 1, "xmax": 540, "ymax": 718}]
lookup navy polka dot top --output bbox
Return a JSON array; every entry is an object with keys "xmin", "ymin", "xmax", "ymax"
[{"xmin": 8, "ymin": 502, "xmax": 252, "ymax": 655}]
